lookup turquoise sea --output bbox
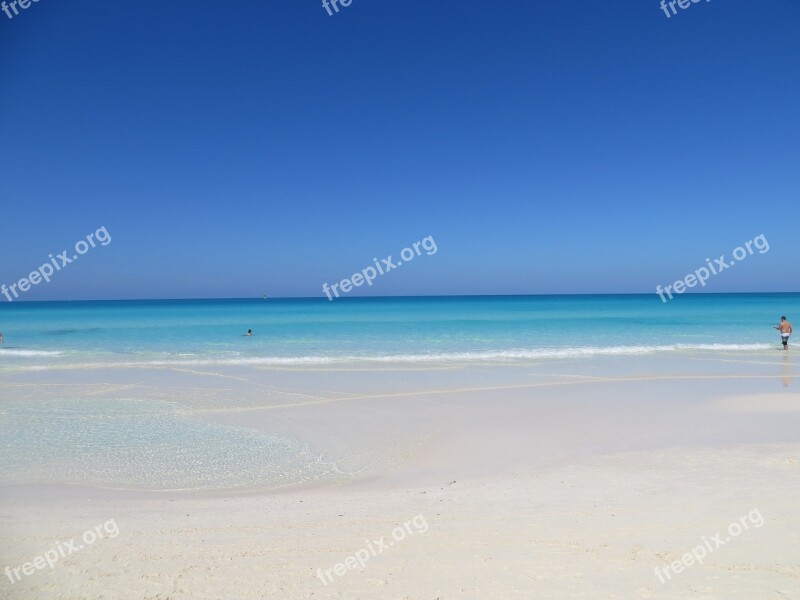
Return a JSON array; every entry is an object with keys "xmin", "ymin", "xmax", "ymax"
[{"xmin": 0, "ymin": 294, "xmax": 797, "ymax": 369}]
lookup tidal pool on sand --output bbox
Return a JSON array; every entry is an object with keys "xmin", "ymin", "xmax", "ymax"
[{"xmin": 0, "ymin": 397, "xmax": 340, "ymax": 491}]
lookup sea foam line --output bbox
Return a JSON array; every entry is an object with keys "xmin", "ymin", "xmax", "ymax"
[
  {"xmin": 139, "ymin": 343, "xmax": 772, "ymax": 365},
  {"xmin": 0, "ymin": 349, "xmax": 64, "ymax": 357},
  {"xmin": 4, "ymin": 343, "xmax": 773, "ymax": 369}
]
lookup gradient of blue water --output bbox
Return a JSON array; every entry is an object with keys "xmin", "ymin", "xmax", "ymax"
[
  {"xmin": 0, "ymin": 294, "xmax": 797, "ymax": 367},
  {"xmin": 2, "ymin": 294, "xmax": 797, "ymax": 491}
]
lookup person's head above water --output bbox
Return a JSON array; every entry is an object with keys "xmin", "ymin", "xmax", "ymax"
[{"xmin": 781, "ymin": 316, "xmax": 787, "ymax": 321}]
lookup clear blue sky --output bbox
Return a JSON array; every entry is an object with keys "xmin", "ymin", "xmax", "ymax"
[{"xmin": 1, "ymin": 0, "xmax": 798, "ymax": 300}]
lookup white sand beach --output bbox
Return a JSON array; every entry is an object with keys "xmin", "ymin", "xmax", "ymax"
[{"xmin": 1, "ymin": 350, "xmax": 799, "ymax": 599}]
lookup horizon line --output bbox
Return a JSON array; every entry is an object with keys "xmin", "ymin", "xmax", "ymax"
[{"xmin": 1, "ymin": 291, "xmax": 799, "ymax": 304}]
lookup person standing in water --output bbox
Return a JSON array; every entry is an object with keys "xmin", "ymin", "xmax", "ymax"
[
  {"xmin": 245, "ymin": 329, "xmax": 253, "ymax": 336},
  {"xmin": 774, "ymin": 316, "xmax": 792, "ymax": 350}
]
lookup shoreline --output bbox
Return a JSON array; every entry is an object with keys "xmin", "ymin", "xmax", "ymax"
[{"xmin": 1, "ymin": 350, "xmax": 798, "ymax": 493}]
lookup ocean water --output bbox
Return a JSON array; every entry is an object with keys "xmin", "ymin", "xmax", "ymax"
[
  {"xmin": 1, "ymin": 294, "xmax": 797, "ymax": 491},
  {"xmin": 0, "ymin": 294, "xmax": 797, "ymax": 369}
]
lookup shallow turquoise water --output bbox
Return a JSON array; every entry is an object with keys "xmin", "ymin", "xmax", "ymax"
[
  {"xmin": 0, "ymin": 294, "xmax": 797, "ymax": 368},
  {"xmin": 0, "ymin": 397, "xmax": 331, "ymax": 490}
]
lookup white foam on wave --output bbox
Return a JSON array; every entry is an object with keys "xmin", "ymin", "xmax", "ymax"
[
  {"xmin": 345, "ymin": 343, "xmax": 773, "ymax": 363},
  {"xmin": 123, "ymin": 343, "xmax": 775, "ymax": 367},
  {"xmin": 3, "ymin": 343, "xmax": 774, "ymax": 370},
  {"xmin": 0, "ymin": 349, "xmax": 64, "ymax": 357}
]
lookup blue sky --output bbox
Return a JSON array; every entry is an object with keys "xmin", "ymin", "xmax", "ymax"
[{"xmin": 1, "ymin": 0, "xmax": 798, "ymax": 300}]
